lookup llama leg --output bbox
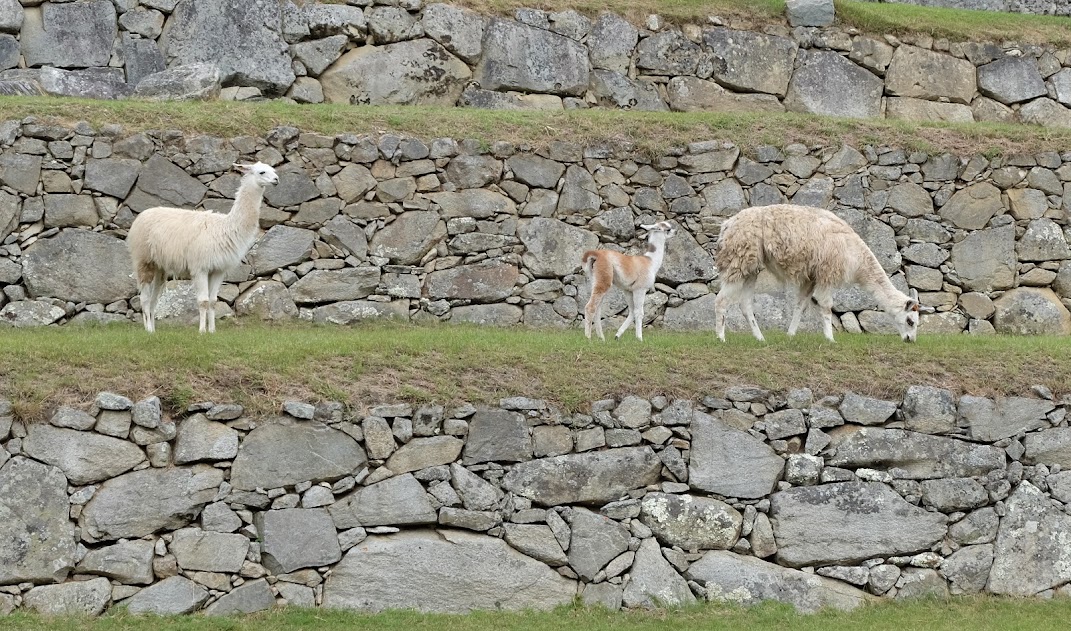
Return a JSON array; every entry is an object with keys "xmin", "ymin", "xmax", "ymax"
[
  {"xmin": 740, "ymin": 280, "xmax": 765, "ymax": 342},
  {"xmin": 714, "ymin": 283, "xmax": 738, "ymax": 342},
  {"xmin": 632, "ymin": 289, "xmax": 646, "ymax": 341},
  {"xmin": 585, "ymin": 262, "xmax": 611, "ymax": 341},
  {"xmin": 139, "ymin": 283, "xmax": 154, "ymax": 332},
  {"xmin": 787, "ymin": 288, "xmax": 812, "ymax": 337},
  {"xmin": 193, "ymin": 273, "xmax": 210, "ymax": 334},
  {"xmin": 813, "ymin": 288, "xmax": 835, "ymax": 342},
  {"xmin": 615, "ymin": 292, "xmax": 635, "ymax": 340},
  {"xmin": 144, "ymin": 270, "xmax": 165, "ymax": 333},
  {"xmin": 206, "ymin": 270, "xmax": 225, "ymax": 333}
]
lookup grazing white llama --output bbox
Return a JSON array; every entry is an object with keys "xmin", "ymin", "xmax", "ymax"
[
  {"xmin": 127, "ymin": 162, "xmax": 279, "ymax": 333},
  {"xmin": 714, "ymin": 204, "xmax": 932, "ymax": 343},
  {"xmin": 581, "ymin": 221, "xmax": 677, "ymax": 342}
]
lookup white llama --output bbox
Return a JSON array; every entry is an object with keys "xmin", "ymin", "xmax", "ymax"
[
  {"xmin": 713, "ymin": 204, "xmax": 932, "ymax": 343},
  {"xmin": 127, "ymin": 162, "xmax": 279, "ymax": 333},
  {"xmin": 581, "ymin": 221, "xmax": 677, "ymax": 342}
]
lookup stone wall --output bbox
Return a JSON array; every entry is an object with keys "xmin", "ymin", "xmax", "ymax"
[
  {"xmin": 1, "ymin": 120, "xmax": 1071, "ymax": 335},
  {"xmin": 1, "ymin": 384, "xmax": 1069, "ymax": 616},
  {"xmin": 1, "ymin": 2, "xmax": 1071, "ymax": 128}
]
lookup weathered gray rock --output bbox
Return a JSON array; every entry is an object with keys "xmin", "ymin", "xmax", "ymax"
[
  {"xmin": 885, "ymin": 45, "xmax": 977, "ymax": 104},
  {"xmin": 159, "ymin": 0, "xmax": 295, "ymax": 94},
  {"xmin": 502, "ymin": 523, "xmax": 567, "ymax": 566},
  {"xmin": 666, "ymin": 76, "xmax": 783, "ymax": 113},
  {"xmin": 588, "ymin": 13, "xmax": 637, "ymax": 74},
  {"xmin": 689, "ymin": 411, "xmax": 783, "ymax": 499},
  {"xmin": 0, "ymin": 300, "xmax": 65, "ymax": 327},
  {"xmin": 501, "ymin": 447, "xmax": 662, "ymax": 506},
  {"xmin": 887, "ymin": 97, "xmax": 974, "ymax": 123},
  {"xmin": 290, "ymin": 267, "xmax": 380, "ymax": 304},
  {"xmin": 123, "ymin": 35, "xmax": 167, "ymax": 86},
  {"xmin": 309, "ymin": 299, "xmax": 410, "ymax": 324},
  {"xmin": 173, "ymin": 414, "xmax": 239, "ymax": 464},
  {"xmin": 770, "ymin": 482, "xmax": 947, "ymax": 567},
  {"xmin": 421, "ymin": 3, "xmax": 486, "ymax": 64},
  {"xmin": 960, "ymin": 395, "xmax": 1054, "ymax": 442},
  {"xmin": 919, "ymin": 478, "xmax": 989, "ymax": 512},
  {"xmin": 369, "ymin": 211, "xmax": 447, "ymax": 265},
  {"xmin": 170, "ymin": 527, "xmax": 249, "ymax": 572},
  {"xmin": 640, "ymin": 492, "xmax": 742, "ymax": 550},
  {"xmin": 942, "ymin": 544, "xmax": 994, "ymax": 595},
  {"xmin": 0, "ymin": 153, "xmax": 40, "ymax": 196},
  {"xmin": 321, "ymin": 39, "xmax": 470, "ymax": 105},
  {"xmin": 786, "ymin": 0, "xmax": 834, "ymax": 27},
  {"xmin": 0, "ymin": 457, "xmax": 77, "ymax": 584},
  {"xmin": 785, "ymin": 49, "xmax": 883, "ymax": 118},
  {"xmin": 134, "ymin": 63, "xmax": 221, "ymax": 101},
  {"xmin": 988, "ymin": 481, "xmax": 1071, "ymax": 595},
  {"xmin": 689, "ymin": 550, "xmax": 872, "ymax": 612},
  {"xmin": 256, "ymin": 508, "xmax": 342, "ymax": 574},
  {"xmin": 950, "ymin": 225, "xmax": 1016, "ymax": 292},
  {"xmin": 839, "ymin": 391, "xmax": 898, "ymax": 425},
  {"xmin": 463, "ymin": 408, "xmax": 532, "ymax": 464},
  {"xmin": 703, "ymin": 28, "xmax": 797, "ymax": 96},
  {"xmin": 518, "ymin": 218, "xmax": 599, "ymax": 278},
  {"xmin": 450, "ymin": 463, "xmax": 503, "ymax": 511},
  {"xmin": 23, "ymin": 577, "xmax": 112, "ymax": 616},
  {"xmin": 124, "ymin": 575, "xmax": 209, "ymax": 615},
  {"xmin": 23, "ymin": 424, "xmax": 145, "ymax": 485},
  {"xmin": 320, "ymin": 215, "xmax": 368, "ymax": 259},
  {"xmin": 1023, "ymin": 428, "xmax": 1071, "ymax": 467},
  {"xmin": 977, "ymin": 57, "xmax": 1047, "ymax": 105},
  {"xmin": 80, "ymin": 465, "xmax": 224, "ymax": 541},
  {"xmin": 993, "ymin": 287, "xmax": 1071, "ymax": 335},
  {"xmin": 323, "ymin": 529, "xmax": 577, "ymax": 612},
  {"xmin": 84, "ymin": 158, "xmax": 141, "ymax": 199},
  {"xmin": 566, "ymin": 508, "xmax": 630, "ymax": 580},
  {"xmin": 247, "ymin": 225, "xmax": 316, "ymax": 275},
  {"xmin": 230, "ymin": 421, "xmax": 367, "ymax": 491},
  {"xmin": 44, "ymin": 194, "xmax": 97, "ymax": 228},
  {"xmin": 591, "ymin": 70, "xmax": 668, "ymax": 111},
  {"xmin": 1021, "ymin": 97, "xmax": 1071, "ymax": 128},
  {"xmin": 129, "ymin": 154, "xmax": 206, "ymax": 210},
  {"xmin": 827, "ymin": 427, "xmax": 1006, "ymax": 479},
  {"xmin": 203, "ymin": 578, "xmax": 275, "ymax": 616},
  {"xmin": 475, "ymin": 19, "xmax": 588, "ymax": 95},
  {"xmin": 22, "ymin": 1, "xmax": 116, "ymax": 68},
  {"xmin": 1018, "ymin": 218, "xmax": 1071, "ymax": 261},
  {"xmin": 429, "ymin": 189, "xmax": 516, "ymax": 218},
  {"xmin": 23, "ymin": 229, "xmax": 136, "ymax": 303},
  {"xmin": 235, "ymin": 280, "xmax": 299, "ymax": 321},
  {"xmin": 621, "ymin": 537, "xmax": 695, "ymax": 608},
  {"xmin": 637, "ymin": 30, "xmax": 701, "ymax": 76},
  {"xmin": 425, "ymin": 261, "xmax": 518, "ymax": 302},
  {"xmin": 76, "ymin": 539, "xmax": 155, "ymax": 585},
  {"xmin": 902, "ymin": 385, "xmax": 956, "ymax": 434},
  {"xmin": 329, "ymin": 473, "xmax": 437, "ymax": 528},
  {"xmin": 385, "ymin": 436, "xmax": 464, "ymax": 474}
]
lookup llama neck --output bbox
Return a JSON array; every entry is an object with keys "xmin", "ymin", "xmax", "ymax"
[
  {"xmin": 644, "ymin": 235, "xmax": 668, "ymax": 270},
  {"xmin": 859, "ymin": 249, "xmax": 908, "ymax": 312},
  {"xmin": 227, "ymin": 178, "xmax": 265, "ymax": 232}
]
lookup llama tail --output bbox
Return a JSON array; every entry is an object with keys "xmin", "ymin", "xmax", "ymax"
[
  {"xmin": 135, "ymin": 260, "xmax": 158, "ymax": 288},
  {"xmin": 581, "ymin": 250, "xmax": 599, "ymax": 278}
]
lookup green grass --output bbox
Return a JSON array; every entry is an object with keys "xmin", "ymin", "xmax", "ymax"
[
  {"xmin": 0, "ymin": 321, "xmax": 1067, "ymax": 421},
  {"xmin": 3, "ymin": 598, "xmax": 1071, "ymax": 631},
  {"xmin": 7, "ymin": 97, "xmax": 1071, "ymax": 159}
]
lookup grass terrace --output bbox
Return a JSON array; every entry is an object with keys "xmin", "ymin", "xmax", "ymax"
[
  {"xmin": 1, "ymin": 321, "xmax": 1068, "ymax": 422},
  {"xmin": 1, "ymin": 597, "xmax": 1071, "ymax": 631}
]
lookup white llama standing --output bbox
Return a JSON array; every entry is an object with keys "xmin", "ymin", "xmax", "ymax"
[
  {"xmin": 581, "ymin": 221, "xmax": 677, "ymax": 342},
  {"xmin": 127, "ymin": 162, "xmax": 279, "ymax": 333},
  {"xmin": 713, "ymin": 204, "xmax": 932, "ymax": 343}
]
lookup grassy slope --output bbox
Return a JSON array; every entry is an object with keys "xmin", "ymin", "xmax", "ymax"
[
  {"xmin": 2, "ymin": 598, "xmax": 1071, "ymax": 631},
  {"xmin": 1, "ymin": 322, "xmax": 1068, "ymax": 421}
]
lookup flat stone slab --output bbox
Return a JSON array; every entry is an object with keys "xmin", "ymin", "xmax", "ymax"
[
  {"xmin": 500, "ymin": 446, "xmax": 661, "ymax": 506},
  {"xmin": 323, "ymin": 529, "xmax": 577, "ymax": 612}
]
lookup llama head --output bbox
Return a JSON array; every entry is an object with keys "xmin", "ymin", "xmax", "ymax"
[
  {"xmin": 893, "ymin": 288, "xmax": 934, "ymax": 343},
  {"xmin": 640, "ymin": 221, "xmax": 677, "ymax": 240},
  {"xmin": 234, "ymin": 162, "xmax": 280, "ymax": 187}
]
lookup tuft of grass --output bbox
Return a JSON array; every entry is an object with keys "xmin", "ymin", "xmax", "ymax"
[
  {"xmin": 0, "ymin": 321, "xmax": 1068, "ymax": 422},
  {"xmin": 2, "ymin": 597, "xmax": 1071, "ymax": 631}
]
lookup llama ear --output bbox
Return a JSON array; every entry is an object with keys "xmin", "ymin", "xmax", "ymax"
[
  {"xmin": 639, "ymin": 223, "xmax": 654, "ymax": 231},
  {"xmin": 233, "ymin": 163, "xmax": 251, "ymax": 174}
]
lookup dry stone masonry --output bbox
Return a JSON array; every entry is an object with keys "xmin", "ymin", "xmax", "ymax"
[
  {"xmin": 1, "ymin": 385, "xmax": 1071, "ymax": 616},
  {"xmin": 0, "ymin": 2, "xmax": 1070, "ymax": 128},
  {"xmin": 1, "ymin": 120, "xmax": 1071, "ymax": 335}
]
